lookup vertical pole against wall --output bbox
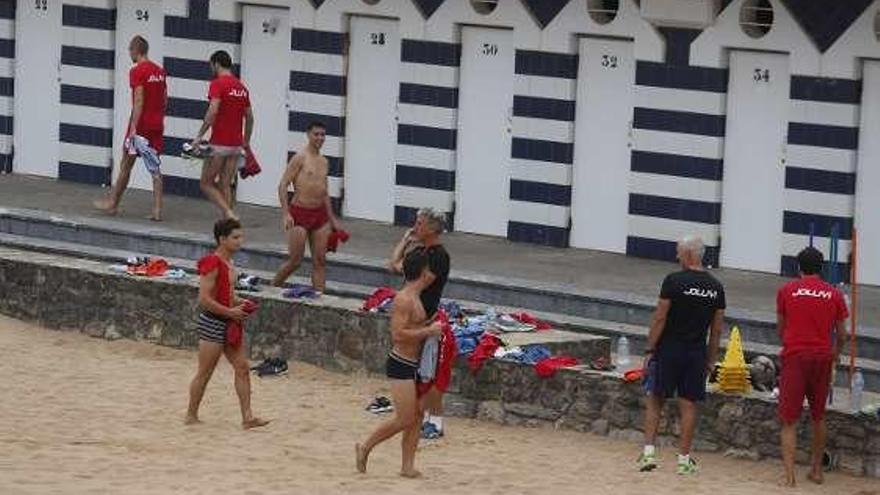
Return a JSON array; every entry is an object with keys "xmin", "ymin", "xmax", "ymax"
[{"xmin": 850, "ymin": 227, "xmax": 858, "ymax": 388}]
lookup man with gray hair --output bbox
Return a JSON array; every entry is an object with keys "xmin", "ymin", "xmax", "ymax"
[
  {"xmin": 389, "ymin": 208, "xmax": 451, "ymax": 439},
  {"xmin": 637, "ymin": 235, "xmax": 725, "ymax": 475}
]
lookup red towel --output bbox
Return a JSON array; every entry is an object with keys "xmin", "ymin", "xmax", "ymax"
[
  {"xmin": 127, "ymin": 257, "xmax": 169, "ymax": 277},
  {"xmin": 239, "ymin": 146, "xmax": 262, "ymax": 179},
  {"xmin": 417, "ymin": 310, "xmax": 458, "ymax": 396},
  {"xmin": 197, "ymin": 254, "xmax": 249, "ymax": 348},
  {"xmin": 361, "ymin": 286, "xmax": 396, "ymax": 312},
  {"xmin": 327, "ymin": 228, "xmax": 350, "ymax": 253},
  {"xmin": 511, "ymin": 311, "xmax": 551, "ymax": 331},
  {"xmin": 534, "ymin": 356, "xmax": 579, "ymax": 378},
  {"xmin": 468, "ymin": 333, "xmax": 502, "ymax": 374}
]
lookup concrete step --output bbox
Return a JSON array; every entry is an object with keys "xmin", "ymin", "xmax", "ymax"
[{"xmin": 2, "ymin": 230, "xmax": 879, "ymax": 393}]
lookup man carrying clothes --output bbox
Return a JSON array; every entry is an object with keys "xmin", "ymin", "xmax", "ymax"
[
  {"xmin": 191, "ymin": 50, "xmax": 253, "ymax": 220},
  {"xmin": 186, "ymin": 219, "xmax": 269, "ymax": 430},
  {"xmin": 389, "ymin": 208, "xmax": 450, "ymax": 439},
  {"xmin": 94, "ymin": 36, "xmax": 166, "ymax": 220},
  {"xmin": 273, "ymin": 121, "xmax": 343, "ymax": 291},
  {"xmin": 776, "ymin": 247, "xmax": 848, "ymax": 487},
  {"xmin": 638, "ymin": 235, "xmax": 725, "ymax": 475}
]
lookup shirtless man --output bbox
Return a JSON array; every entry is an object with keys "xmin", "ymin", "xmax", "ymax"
[
  {"xmin": 272, "ymin": 121, "xmax": 342, "ymax": 290},
  {"xmin": 356, "ymin": 249, "xmax": 442, "ymax": 478},
  {"xmin": 186, "ymin": 218, "xmax": 269, "ymax": 430}
]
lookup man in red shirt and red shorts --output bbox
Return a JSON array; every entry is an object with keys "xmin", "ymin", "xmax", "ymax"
[
  {"xmin": 777, "ymin": 246, "xmax": 848, "ymax": 486},
  {"xmin": 192, "ymin": 50, "xmax": 254, "ymax": 220},
  {"xmin": 94, "ymin": 36, "xmax": 166, "ymax": 220}
]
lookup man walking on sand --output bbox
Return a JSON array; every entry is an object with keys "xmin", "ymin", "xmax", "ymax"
[
  {"xmin": 777, "ymin": 247, "xmax": 848, "ymax": 487},
  {"xmin": 94, "ymin": 36, "xmax": 166, "ymax": 221},
  {"xmin": 272, "ymin": 121, "xmax": 343, "ymax": 291},
  {"xmin": 186, "ymin": 218, "xmax": 269, "ymax": 430},
  {"xmin": 191, "ymin": 50, "xmax": 253, "ymax": 220},
  {"xmin": 356, "ymin": 249, "xmax": 443, "ymax": 478},
  {"xmin": 388, "ymin": 208, "xmax": 451, "ymax": 440},
  {"xmin": 638, "ymin": 235, "xmax": 725, "ymax": 475}
]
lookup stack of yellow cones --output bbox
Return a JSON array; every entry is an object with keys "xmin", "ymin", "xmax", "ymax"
[{"xmin": 716, "ymin": 326, "xmax": 751, "ymax": 394}]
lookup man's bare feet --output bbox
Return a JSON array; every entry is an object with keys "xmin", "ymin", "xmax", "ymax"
[
  {"xmin": 242, "ymin": 417, "xmax": 270, "ymax": 430},
  {"xmin": 224, "ymin": 210, "xmax": 240, "ymax": 222},
  {"xmin": 779, "ymin": 473, "xmax": 796, "ymax": 488},
  {"xmin": 807, "ymin": 471, "xmax": 824, "ymax": 485},
  {"xmin": 148, "ymin": 211, "xmax": 162, "ymax": 222},
  {"xmin": 399, "ymin": 469, "xmax": 422, "ymax": 479},
  {"xmin": 355, "ymin": 444, "xmax": 368, "ymax": 474},
  {"xmin": 184, "ymin": 414, "xmax": 202, "ymax": 425},
  {"xmin": 93, "ymin": 198, "xmax": 118, "ymax": 216}
]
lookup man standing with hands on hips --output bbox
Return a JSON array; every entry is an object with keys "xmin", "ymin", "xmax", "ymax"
[{"xmin": 638, "ymin": 235, "xmax": 725, "ymax": 475}]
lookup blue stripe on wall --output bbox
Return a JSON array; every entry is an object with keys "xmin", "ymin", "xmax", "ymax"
[
  {"xmin": 163, "ymin": 174, "xmax": 202, "ymax": 198},
  {"xmin": 510, "ymin": 179, "xmax": 571, "ymax": 206},
  {"xmin": 788, "ymin": 122, "xmax": 858, "ymax": 150},
  {"xmin": 790, "ymin": 76, "xmax": 861, "ymax": 104},
  {"xmin": 658, "ymin": 27, "xmax": 701, "ymax": 66},
  {"xmin": 290, "ymin": 71, "xmax": 346, "ymax": 96},
  {"xmin": 0, "ymin": 2, "xmax": 14, "ymax": 20},
  {"xmin": 783, "ymin": 211, "xmax": 853, "ymax": 239},
  {"xmin": 508, "ymin": 221, "xmax": 569, "ymax": 248},
  {"xmin": 0, "ymin": 38, "xmax": 13, "ymax": 59},
  {"xmin": 61, "ymin": 46, "xmax": 115, "ymax": 70},
  {"xmin": 162, "ymin": 136, "xmax": 188, "ymax": 157},
  {"xmin": 58, "ymin": 161, "xmax": 110, "ymax": 185},
  {"xmin": 0, "ymin": 77, "xmax": 12, "ymax": 97},
  {"xmin": 633, "ymin": 107, "xmax": 725, "ymax": 137},
  {"xmin": 401, "ymin": 39, "xmax": 460, "ymax": 67},
  {"xmin": 164, "ymin": 57, "xmax": 240, "ymax": 81},
  {"xmin": 785, "ymin": 166, "xmax": 855, "ymax": 195},
  {"xmin": 62, "ymin": 5, "xmax": 116, "ymax": 30},
  {"xmin": 627, "ymin": 236, "xmax": 720, "ymax": 265},
  {"xmin": 513, "ymin": 95, "xmax": 575, "ymax": 122},
  {"xmin": 164, "ymin": 16, "xmax": 241, "ymax": 44},
  {"xmin": 630, "ymin": 150, "xmax": 723, "ymax": 181},
  {"xmin": 511, "ymin": 137, "xmax": 574, "ymax": 164},
  {"xmin": 59, "ymin": 124, "xmax": 112, "ymax": 147},
  {"xmin": 395, "ymin": 205, "xmax": 454, "ymax": 229},
  {"xmin": 781, "ymin": 256, "xmax": 851, "ymax": 280},
  {"xmin": 515, "ymin": 50, "xmax": 578, "ymax": 79},
  {"xmin": 395, "ymin": 165, "xmax": 455, "ymax": 191},
  {"xmin": 629, "ymin": 194, "xmax": 721, "ymax": 224},
  {"xmin": 635, "ymin": 62, "xmax": 728, "ymax": 93},
  {"xmin": 188, "ymin": 0, "xmax": 209, "ymax": 18},
  {"xmin": 397, "ymin": 124, "xmax": 456, "ymax": 150},
  {"xmin": 399, "ymin": 83, "xmax": 458, "ymax": 109},
  {"xmin": 61, "ymin": 85, "xmax": 114, "ymax": 109},
  {"xmin": 166, "ymin": 97, "xmax": 207, "ymax": 120},
  {"xmin": 288, "ymin": 112, "xmax": 345, "ymax": 137},
  {"xmin": 291, "ymin": 29, "xmax": 345, "ymax": 55},
  {"xmin": 0, "ymin": 115, "xmax": 12, "ymax": 135}
]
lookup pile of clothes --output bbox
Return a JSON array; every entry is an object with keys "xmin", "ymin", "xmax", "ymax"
[
  {"xmin": 111, "ymin": 256, "xmax": 186, "ymax": 279},
  {"xmin": 361, "ymin": 287, "xmax": 396, "ymax": 313}
]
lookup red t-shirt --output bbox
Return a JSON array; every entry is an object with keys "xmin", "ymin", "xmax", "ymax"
[
  {"xmin": 207, "ymin": 74, "xmax": 250, "ymax": 146},
  {"xmin": 776, "ymin": 276, "xmax": 848, "ymax": 357},
  {"xmin": 129, "ymin": 60, "xmax": 167, "ymax": 132}
]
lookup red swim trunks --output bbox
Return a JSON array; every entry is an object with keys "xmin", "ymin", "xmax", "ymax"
[
  {"xmin": 289, "ymin": 204, "xmax": 329, "ymax": 232},
  {"xmin": 778, "ymin": 350, "xmax": 833, "ymax": 423}
]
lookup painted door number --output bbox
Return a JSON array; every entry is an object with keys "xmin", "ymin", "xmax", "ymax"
[
  {"xmin": 482, "ymin": 43, "xmax": 499, "ymax": 56},
  {"xmin": 601, "ymin": 54, "xmax": 618, "ymax": 68},
  {"xmin": 136, "ymin": 9, "xmax": 150, "ymax": 21},
  {"xmin": 34, "ymin": 0, "xmax": 48, "ymax": 11},
  {"xmin": 753, "ymin": 68, "xmax": 770, "ymax": 82},
  {"xmin": 370, "ymin": 32, "xmax": 386, "ymax": 45}
]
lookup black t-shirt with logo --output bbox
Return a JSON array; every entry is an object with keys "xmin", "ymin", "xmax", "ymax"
[
  {"xmin": 408, "ymin": 244, "xmax": 450, "ymax": 318},
  {"xmin": 658, "ymin": 269, "xmax": 726, "ymax": 348}
]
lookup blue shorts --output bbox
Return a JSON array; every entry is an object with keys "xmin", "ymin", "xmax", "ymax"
[{"xmin": 645, "ymin": 345, "xmax": 707, "ymax": 402}]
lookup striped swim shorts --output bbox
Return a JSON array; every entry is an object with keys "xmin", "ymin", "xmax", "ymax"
[{"xmin": 197, "ymin": 312, "xmax": 226, "ymax": 344}]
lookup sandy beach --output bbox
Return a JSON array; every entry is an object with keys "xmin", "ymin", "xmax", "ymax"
[{"xmin": 0, "ymin": 314, "xmax": 875, "ymax": 495}]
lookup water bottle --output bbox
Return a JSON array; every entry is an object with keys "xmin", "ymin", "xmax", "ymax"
[
  {"xmin": 850, "ymin": 370, "xmax": 864, "ymax": 412},
  {"xmin": 485, "ymin": 307, "xmax": 497, "ymax": 322},
  {"xmin": 616, "ymin": 336, "xmax": 631, "ymax": 367}
]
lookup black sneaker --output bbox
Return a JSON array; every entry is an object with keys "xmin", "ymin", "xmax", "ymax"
[
  {"xmin": 366, "ymin": 396, "xmax": 393, "ymax": 414},
  {"xmin": 257, "ymin": 358, "xmax": 288, "ymax": 377}
]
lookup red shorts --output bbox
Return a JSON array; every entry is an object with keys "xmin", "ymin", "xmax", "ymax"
[
  {"xmin": 289, "ymin": 204, "xmax": 329, "ymax": 232},
  {"xmin": 778, "ymin": 351, "xmax": 833, "ymax": 423},
  {"xmin": 125, "ymin": 130, "xmax": 164, "ymax": 154}
]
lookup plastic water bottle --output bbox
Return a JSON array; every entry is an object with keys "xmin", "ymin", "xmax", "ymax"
[
  {"xmin": 485, "ymin": 307, "xmax": 497, "ymax": 323},
  {"xmin": 850, "ymin": 370, "xmax": 864, "ymax": 412},
  {"xmin": 616, "ymin": 336, "xmax": 631, "ymax": 367}
]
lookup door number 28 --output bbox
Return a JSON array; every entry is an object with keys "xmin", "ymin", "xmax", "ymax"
[{"xmin": 753, "ymin": 68, "xmax": 770, "ymax": 82}]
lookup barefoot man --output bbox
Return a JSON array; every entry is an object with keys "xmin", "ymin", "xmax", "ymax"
[
  {"xmin": 186, "ymin": 218, "xmax": 269, "ymax": 430},
  {"xmin": 272, "ymin": 121, "xmax": 342, "ymax": 291},
  {"xmin": 356, "ymin": 249, "xmax": 442, "ymax": 477},
  {"xmin": 776, "ymin": 247, "xmax": 848, "ymax": 486},
  {"xmin": 191, "ymin": 50, "xmax": 253, "ymax": 220},
  {"xmin": 94, "ymin": 36, "xmax": 166, "ymax": 220}
]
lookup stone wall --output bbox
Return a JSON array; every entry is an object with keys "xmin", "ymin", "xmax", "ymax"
[{"xmin": 0, "ymin": 247, "xmax": 877, "ymax": 478}]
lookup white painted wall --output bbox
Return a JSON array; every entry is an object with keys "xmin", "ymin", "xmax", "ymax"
[{"xmin": 855, "ymin": 59, "xmax": 880, "ymax": 285}]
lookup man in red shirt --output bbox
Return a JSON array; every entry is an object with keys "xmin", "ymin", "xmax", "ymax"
[
  {"xmin": 192, "ymin": 50, "xmax": 254, "ymax": 220},
  {"xmin": 776, "ymin": 247, "xmax": 848, "ymax": 487},
  {"xmin": 94, "ymin": 36, "xmax": 167, "ymax": 220}
]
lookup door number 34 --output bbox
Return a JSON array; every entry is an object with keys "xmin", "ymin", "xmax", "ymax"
[{"xmin": 753, "ymin": 68, "xmax": 770, "ymax": 82}]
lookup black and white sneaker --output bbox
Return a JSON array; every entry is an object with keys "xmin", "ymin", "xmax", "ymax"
[
  {"xmin": 366, "ymin": 396, "xmax": 393, "ymax": 414},
  {"xmin": 252, "ymin": 358, "xmax": 289, "ymax": 377}
]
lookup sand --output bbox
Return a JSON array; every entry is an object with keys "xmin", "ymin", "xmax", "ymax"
[{"xmin": 0, "ymin": 315, "xmax": 876, "ymax": 495}]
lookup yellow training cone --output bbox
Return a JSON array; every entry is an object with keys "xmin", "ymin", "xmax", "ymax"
[{"xmin": 716, "ymin": 326, "xmax": 751, "ymax": 394}]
